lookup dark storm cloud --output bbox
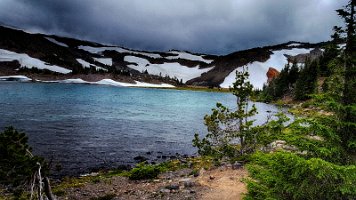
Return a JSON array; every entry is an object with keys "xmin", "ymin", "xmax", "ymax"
[{"xmin": 0, "ymin": 0, "xmax": 348, "ymax": 54}]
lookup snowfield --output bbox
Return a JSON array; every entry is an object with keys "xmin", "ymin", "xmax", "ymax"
[
  {"xmin": 0, "ymin": 49, "xmax": 72, "ymax": 74},
  {"xmin": 78, "ymin": 45, "xmax": 162, "ymax": 59},
  {"xmin": 94, "ymin": 58, "xmax": 112, "ymax": 66},
  {"xmin": 124, "ymin": 55, "xmax": 213, "ymax": 83},
  {"xmin": 45, "ymin": 37, "xmax": 69, "ymax": 47},
  {"xmin": 220, "ymin": 48, "xmax": 313, "ymax": 89},
  {"xmin": 76, "ymin": 58, "xmax": 107, "ymax": 71},
  {"xmin": 0, "ymin": 75, "xmax": 174, "ymax": 88},
  {"xmin": 48, "ymin": 78, "xmax": 175, "ymax": 88},
  {"xmin": 95, "ymin": 79, "xmax": 175, "ymax": 88},
  {"xmin": 0, "ymin": 75, "xmax": 32, "ymax": 81},
  {"xmin": 165, "ymin": 50, "xmax": 214, "ymax": 64},
  {"xmin": 79, "ymin": 45, "xmax": 214, "ymax": 64},
  {"xmin": 287, "ymin": 43, "xmax": 302, "ymax": 47}
]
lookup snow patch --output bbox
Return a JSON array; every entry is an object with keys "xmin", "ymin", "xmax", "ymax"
[
  {"xmin": 287, "ymin": 43, "xmax": 301, "ymax": 47},
  {"xmin": 39, "ymin": 78, "xmax": 175, "ymax": 88},
  {"xmin": 124, "ymin": 55, "xmax": 213, "ymax": 83},
  {"xmin": 166, "ymin": 51, "xmax": 213, "ymax": 64},
  {"xmin": 94, "ymin": 58, "xmax": 112, "ymax": 66},
  {"xmin": 0, "ymin": 75, "xmax": 32, "ymax": 82},
  {"xmin": 45, "ymin": 37, "xmax": 69, "ymax": 47},
  {"xmin": 0, "ymin": 49, "xmax": 72, "ymax": 74},
  {"xmin": 95, "ymin": 79, "xmax": 174, "ymax": 88},
  {"xmin": 338, "ymin": 43, "xmax": 346, "ymax": 50},
  {"xmin": 60, "ymin": 78, "xmax": 88, "ymax": 84},
  {"xmin": 78, "ymin": 45, "xmax": 161, "ymax": 59},
  {"xmin": 220, "ymin": 48, "xmax": 313, "ymax": 89},
  {"xmin": 76, "ymin": 58, "xmax": 107, "ymax": 71}
]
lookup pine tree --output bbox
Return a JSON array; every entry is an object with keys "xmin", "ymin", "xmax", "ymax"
[
  {"xmin": 294, "ymin": 60, "xmax": 318, "ymax": 100},
  {"xmin": 193, "ymin": 67, "xmax": 257, "ymax": 160},
  {"xmin": 336, "ymin": 0, "xmax": 356, "ymax": 152}
]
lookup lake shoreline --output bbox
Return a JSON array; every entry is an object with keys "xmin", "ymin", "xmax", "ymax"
[{"xmin": 0, "ymin": 74, "xmax": 230, "ymax": 93}]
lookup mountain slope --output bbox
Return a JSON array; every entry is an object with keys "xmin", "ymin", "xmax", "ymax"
[{"xmin": 0, "ymin": 25, "xmax": 326, "ymax": 88}]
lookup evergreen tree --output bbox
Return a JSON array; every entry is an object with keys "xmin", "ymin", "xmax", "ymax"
[
  {"xmin": 193, "ymin": 67, "xmax": 257, "ymax": 160},
  {"xmin": 288, "ymin": 62, "xmax": 300, "ymax": 86},
  {"xmin": 274, "ymin": 64, "xmax": 290, "ymax": 98},
  {"xmin": 336, "ymin": 0, "xmax": 356, "ymax": 152},
  {"xmin": 0, "ymin": 127, "xmax": 54, "ymax": 199},
  {"xmin": 294, "ymin": 60, "xmax": 318, "ymax": 100}
]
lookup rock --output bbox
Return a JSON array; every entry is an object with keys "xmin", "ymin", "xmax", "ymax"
[
  {"xmin": 134, "ymin": 155, "xmax": 148, "ymax": 162},
  {"xmin": 160, "ymin": 189, "xmax": 171, "ymax": 193},
  {"xmin": 232, "ymin": 161, "xmax": 243, "ymax": 170},
  {"xmin": 179, "ymin": 178, "xmax": 194, "ymax": 188},
  {"xmin": 283, "ymin": 145, "xmax": 298, "ymax": 151},
  {"xmin": 266, "ymin": 67, "xmax": 280, "ymax": 83},
  {"xmin": 306, "ymin": 135, "xmax": 324, "ymax": 141},
  {"xmin": 165, "ymin": 184, "xmax": 180, "ymax": 190},
  {"xmin": 209, "ymin": 175, "xmax": 215, "ymax": 180}
]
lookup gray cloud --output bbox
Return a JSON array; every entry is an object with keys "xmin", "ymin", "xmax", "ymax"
[{"xmin": 0, "ymin": 0, "xmax": 348, "ymax": 54}]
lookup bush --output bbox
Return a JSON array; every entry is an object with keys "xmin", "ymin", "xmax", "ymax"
[
  {"xmin": 0, "ymin": 127, "xmax": 45, "ymax": 194},
  {"xmin": 128, "ymin": 163, "xmax": 160, "ymax": 180},
  {"xmin": 245, "ymin": 152, "xmax": 356, "ymax": 200}
]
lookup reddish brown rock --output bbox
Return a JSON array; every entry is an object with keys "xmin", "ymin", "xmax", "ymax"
[{"xmin": 266, "ymin": 67, "xmax": 280, "ymax": 83}]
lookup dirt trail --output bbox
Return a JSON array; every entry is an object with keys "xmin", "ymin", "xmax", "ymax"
[
  {"xmin": 196, "ymin": 167, "xmax": 248, "ymax": 200},
  {"xmin": 46, "ymin": 166, "xmax": 248, "ymax": 200}
]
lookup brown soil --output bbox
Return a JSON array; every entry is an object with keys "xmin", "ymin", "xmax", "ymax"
[
  {"xmin": 58, "ymin": 166, "xmax": 248, "ymax": 200},
  {"xmin": 197, "ymin": 167, "xmax": 247, "ymax": 200}
]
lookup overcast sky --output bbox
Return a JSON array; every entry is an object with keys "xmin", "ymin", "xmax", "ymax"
[{"xmin": 0, "ymin": 0, "xmax": 348, "ymax": 55}]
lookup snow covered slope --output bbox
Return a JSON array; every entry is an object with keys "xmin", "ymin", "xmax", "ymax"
[
  {"xmin": 78, "ymin": 45, "xmax": 162, "ymax": 59},
  {"xmin": 0, "ymin": 25, "xmax": 328, "ymax": 87},
  {"xmin": 165, "ymin": 50, "xmax": 213, "ymax": 64},
  {"xmin": 0, "ymin": 49, "xmax": 72, "ymax": 74},
  {"xmin": 124, "ymin": 55, "xmax": 213, "ymax": 83},
  {"xmin": 76, "ymin": 58, "xmax": 108, "ymax": 71},
  {"xmin": 45, "ymin": 37, "xmax": 69, "ymax": 47},
  {"xmin": 220, "ymin": 48, "xmax": 313, "ymax": 89}
]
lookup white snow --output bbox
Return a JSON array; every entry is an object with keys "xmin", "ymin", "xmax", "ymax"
[
  {"xmin": 94, "ymin": 58, "xmax": 112, "ymax": 66},
  {"xmin": 78, "ymin": 45, "xmax": 162, "ymax": 59},
  {"xmin": 45, "ymin": 37, "xmax": 69, "ymax": 47},
  {"xmin": 95, "ymin": 79, "xmax": 174, "ymax": 88},
  {"xmin": 42, "ymin": 78, "xmax": 174, "ymax": 88},
  {"xmin": 76, "ymin": 58, "xmax": 91, "ymax": 68},
  {"xmin": 76, "ymin": 58, "xmax": 108, "ymax": 71},
  {"xmin": 287, "ymin": 43, "xmax": 301, "ymax": 47},
  {"xmin": 220, "ymin": 48, "xmax": 313, "ymax": 89},
  {"xmin": 166, "ymin": 51, "xmax": 214, "ymax": 64},
  {"xmin": 0, "ymin": 75, "xmax": 32, "ymax": 81},
  {"xmin": 0, "ymin": 49, "xmax": 72, "ymax": 74},
  {"xmin": 338, "ymin": 43, "xmax": 346, "ymax": 50},
  {"xmin": 60, "ymin": 78, "xmax": 88, "ymax": 84},
  {"xmin": 124, "ymin": 55, "xmax": 213, "ymax": 83}
]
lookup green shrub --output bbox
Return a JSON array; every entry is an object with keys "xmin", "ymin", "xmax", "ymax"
[
  {"xmin": 128, "ymin": 163, "xmax": 160, "ymax": 180},
  {"xmin": 0, "ymin": 127, "xmax": 45, "ymax": 195},
  {"xmin": 245, "ymin": 152, "xmax": 356, "ymax": 200}
]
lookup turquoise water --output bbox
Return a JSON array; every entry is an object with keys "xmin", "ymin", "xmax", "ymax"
[{"xmin": 0, "ymin": 82, "xmax": 282, "ymax": 175}]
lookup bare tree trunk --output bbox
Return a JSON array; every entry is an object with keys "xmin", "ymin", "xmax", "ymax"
[{"xmin": 44, "ymin": 177, "xmax": 56, "ymax": 200}]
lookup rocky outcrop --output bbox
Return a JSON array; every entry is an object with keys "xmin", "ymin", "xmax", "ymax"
[
  {"xmin": 266, "ymin": 67, "xmax": 280, "ymax": 83},
  {"xmin": 285, "ymin": 48, "xmax": 323, "ymax": 63}
]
